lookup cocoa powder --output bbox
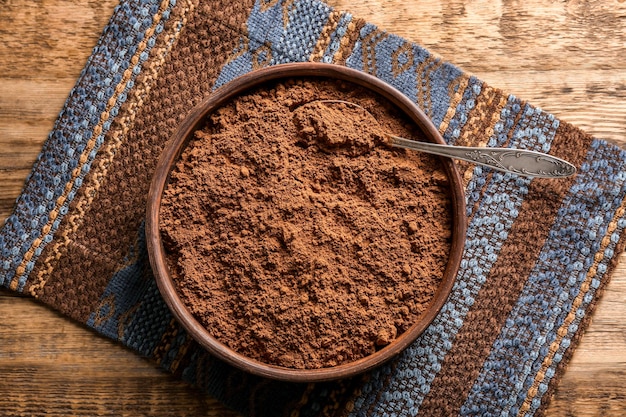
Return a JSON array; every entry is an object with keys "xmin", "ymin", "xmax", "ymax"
[{"xmin": 160, "ymin": 78, "xmax": 453, "ymax": 369}]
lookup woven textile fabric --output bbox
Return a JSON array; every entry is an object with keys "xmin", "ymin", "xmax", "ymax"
[{"xmin": 2, "ymin": 0, "xmax": 625, "ymax": 415}]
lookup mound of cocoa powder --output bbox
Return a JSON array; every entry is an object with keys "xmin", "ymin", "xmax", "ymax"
[{"xmin": 160, "ymin": 78, "xmax": 453, "ymax": 369}]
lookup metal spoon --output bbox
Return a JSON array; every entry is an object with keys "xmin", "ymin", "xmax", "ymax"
[
  {"xmin": 389, "ymin": 135, "xmax": 576, "ymax": 179},
  {"xmin": 307, "ymin": 100, "xmax": 576, "ymax": 179}
]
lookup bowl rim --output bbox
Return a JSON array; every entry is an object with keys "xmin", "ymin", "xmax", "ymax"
[{"xmin": 145, "ymin": 62, "xmax": 467, "ymax": 382}]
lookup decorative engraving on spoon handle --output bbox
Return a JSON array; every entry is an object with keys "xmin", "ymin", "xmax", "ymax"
[{"xmin": 389, "ymin": 136, "xmax": 577, "ymax": 179}]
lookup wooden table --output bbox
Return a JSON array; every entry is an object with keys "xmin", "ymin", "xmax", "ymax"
[{"xmin": 1, "ymin": 1, "xmax": 624, "ymax": 415}]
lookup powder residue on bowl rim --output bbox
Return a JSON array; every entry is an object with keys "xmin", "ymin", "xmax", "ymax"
[{"xmin": 160, "ymin": 77, "xmax": 453, "ymax": 369}]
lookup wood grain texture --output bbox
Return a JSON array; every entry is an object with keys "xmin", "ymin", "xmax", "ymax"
[{"xmin": 0, "ymin": 0, "xmax": 624, "ymax": 415}]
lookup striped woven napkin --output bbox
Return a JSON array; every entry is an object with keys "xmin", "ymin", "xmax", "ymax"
[{"xmin": 1, "ymin": 0, "xmax": 625, "ymax": 416}]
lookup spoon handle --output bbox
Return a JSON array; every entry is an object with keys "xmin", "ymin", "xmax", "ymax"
[{"xmin": 389, "ymin": 136, "xmax": 577, "ymax": 179}]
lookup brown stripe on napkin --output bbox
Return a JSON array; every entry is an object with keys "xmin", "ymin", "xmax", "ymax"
[
  {"xmin": 25, "ymin": 0, "xmax": 197, "ymax": 317},
  {"xmin": 417, "ymin": 121, "xmax": 593, "ymax": 416},
  {"xmin": 28, "ymin": 0, "xmax": 256, "ymax": 321}
]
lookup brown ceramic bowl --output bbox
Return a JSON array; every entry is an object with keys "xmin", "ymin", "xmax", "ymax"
[{"xmin": 146, "ymin": 62, "xmax": 466, "ymax": 382}]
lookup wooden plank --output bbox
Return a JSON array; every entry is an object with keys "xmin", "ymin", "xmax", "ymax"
[
  {"xmin": 476, "ymin": 70, "xmax": 626, "ymax": 144},
  {"xmin": 332, "ymin": 0, "xmax": 626, "ymax": 71},
  {"xmin": 0, "ymin": 0, "xmax": 120, "ymax": 79},
  {"xmin": 0, "ymin": 289, "xmax": 240, "ymax": 417},
  {"xmin": 0, "ymin": 0, "xmax": 624, "ymax": 416}
]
